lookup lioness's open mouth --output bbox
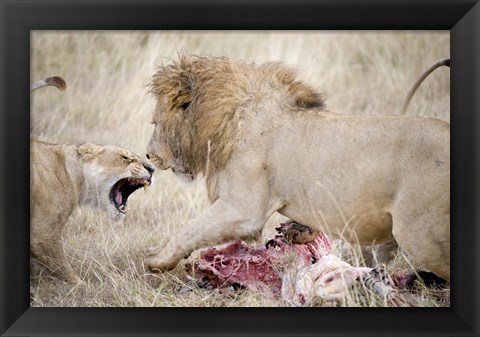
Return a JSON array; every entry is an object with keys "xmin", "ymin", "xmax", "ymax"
[{"xmin": 110, "ymin": 177, "xmax": 151, "ymax": 213}]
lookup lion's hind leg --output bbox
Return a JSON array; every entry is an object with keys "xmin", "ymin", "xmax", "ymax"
[{"xmin": 391, "ymin": 198, "xmax": 450, "ymax": 282}]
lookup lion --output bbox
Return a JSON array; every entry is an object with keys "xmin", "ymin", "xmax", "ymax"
[
  {"xmin": 31, "ymin": 77, "xmax": 155, "ymax": 283},
  {"xmin": 145, "ymin": 55, "xmax": 450, "ymax": 281}
]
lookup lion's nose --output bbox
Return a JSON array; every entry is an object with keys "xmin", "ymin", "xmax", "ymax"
[{"xmin": 144, "ymin": 163, "xmax": 155, "ymax": 175}]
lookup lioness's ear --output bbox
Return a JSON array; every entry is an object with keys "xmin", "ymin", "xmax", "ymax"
[{"xmin": 76, "ymin": 143, "xmax": 105, "ymax": 161}]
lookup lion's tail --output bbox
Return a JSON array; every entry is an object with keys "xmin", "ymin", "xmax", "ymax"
[
  {"xmin": 30, "ymin": 76, "xmax": 67, "ymax": 92},
  {"xmin": 400, "ymin": 58, "xmax": 450, "ymax": 115}
]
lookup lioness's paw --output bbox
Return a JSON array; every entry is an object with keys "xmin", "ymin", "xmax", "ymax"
[
  {"xmin": 70, "ymin": 277, "xmax": 87, "ymax": 287},
  {"xmin": 61, "ymin": 272, "xmax": 86, "ymax": 286}
]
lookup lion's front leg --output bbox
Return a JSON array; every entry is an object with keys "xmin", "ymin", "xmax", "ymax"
[{"xmin": 145, "ymin": 199, "xmax": 267, "ymax": 272}]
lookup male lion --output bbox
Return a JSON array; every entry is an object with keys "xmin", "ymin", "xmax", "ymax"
[
  {"xmin": 31, "ymin": 77, "xmax": 155, "ymax": 283},
  {"xmin": 145, "ymin": 55, "xmax": 450, "ymax": 281}
]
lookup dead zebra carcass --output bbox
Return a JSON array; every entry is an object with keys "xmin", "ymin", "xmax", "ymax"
[{"xmin": 185, "ymin": 221, "xmax": 406, "ymax": 305}]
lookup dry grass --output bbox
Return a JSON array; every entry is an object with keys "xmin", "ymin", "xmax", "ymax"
[{"xmin": 30, "ymin": 31, "xmax": 450, "ymax": 307}]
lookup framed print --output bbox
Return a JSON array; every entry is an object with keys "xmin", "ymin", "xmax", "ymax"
[{"xmin": 1, "ymin": 0, "xmax": 479, "ymax": 336}]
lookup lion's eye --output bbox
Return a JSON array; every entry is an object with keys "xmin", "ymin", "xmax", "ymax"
[
  {"xmin": 121, "ymin": 155, "xmax": 132, "ymax": 162},
  {"xmin": 180, "ymin": 101, "xmax": 190, "ymax": 110}
]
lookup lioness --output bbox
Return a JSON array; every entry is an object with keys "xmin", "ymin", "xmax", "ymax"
[
  {"xmin": 145, "ymin": 55, "xmax": 450, "ymax": 281},
  {"xmin": 31, "ymin": 78, "xmax": 155, "ymax": 283}
]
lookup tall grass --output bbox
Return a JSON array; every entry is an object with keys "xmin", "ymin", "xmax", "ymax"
[{"xmin": 30, "ymin": 31, "xmax": 450, "ymax": 307}]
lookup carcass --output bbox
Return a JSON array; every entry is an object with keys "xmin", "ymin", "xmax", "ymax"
[{"xmin": 185, "ymin": 221, "xmax": 406, "ymax": 306}]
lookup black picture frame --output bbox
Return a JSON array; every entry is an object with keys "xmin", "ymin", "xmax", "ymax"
[{"xmin": 1, "ymin": 0, "xmax": 479, "ymax": 336}]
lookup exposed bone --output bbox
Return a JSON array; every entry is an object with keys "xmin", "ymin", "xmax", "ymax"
[{"xmin": 187, "ymin": 221, "xmax": 414, "ymax": 306}]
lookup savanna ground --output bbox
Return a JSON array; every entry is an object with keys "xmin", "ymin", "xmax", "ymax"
[{"xmin": 30, "ymin": 31, "xmax": 450, "ymax": 307}]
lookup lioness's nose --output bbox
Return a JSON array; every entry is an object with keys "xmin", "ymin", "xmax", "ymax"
[{"xmin": 146, "ymin": 153, "xmax": 150, "ymax": 159}]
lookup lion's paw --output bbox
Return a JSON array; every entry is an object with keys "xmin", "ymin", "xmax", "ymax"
[
  {"xmin": 280, "ymin": 221, "xmax": 320, "ymax": 244},
  {"xmin": 144, "ymin": 246, "xmax": 165, "ymax": 258},
  {"xmin": 144, "ymin": 255, "xmax": 178, "ymax": 273}
]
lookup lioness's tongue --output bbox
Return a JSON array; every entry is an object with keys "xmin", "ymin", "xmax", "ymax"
[{"xmin": 115, "ymin": 186, "xmax": 122, "ymax": 205}]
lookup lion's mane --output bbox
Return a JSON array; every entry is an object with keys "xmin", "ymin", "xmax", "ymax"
[{"xmin": 148, "ymin": 55, "xmax": 325, "ymax": 176}]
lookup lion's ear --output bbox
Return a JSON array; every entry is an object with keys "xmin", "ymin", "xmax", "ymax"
[
  {"xmin": 270, "ymin": 64, "xmax": 326, "ymax": 110},
  {"xmin": 291, "ymin": 82, "xmax": 326, "ymax": 109},
  {"xmin": 76, "ymin": 143, "xmax": 105, "ymax": 161},
  {"xmin": 173, "ymin": 87, "xmax": 193, "ymax": 110},
  {"xmin": 172, "ymin": 72, "xmax": 194, "ymax": 110}
]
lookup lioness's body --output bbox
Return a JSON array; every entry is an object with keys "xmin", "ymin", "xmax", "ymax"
[
  {"xmin": 145, "ymin": 55, "xmax": 450, "ymax": 281},
  {"xmin": 31, "ymin": 141, "xmax": 154, "ymax": 282},
  {"xmin": 31, "ymin": 143, "xmax": 81, "ymax": 281}
]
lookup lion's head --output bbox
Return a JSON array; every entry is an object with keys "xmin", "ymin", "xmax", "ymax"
[
  {"xmin": 146, "ymin": 55, "xmax": 325, "ymax": 181},
  {"xmin": 76, "ymin": 143, "xmax": 155, "ymax": 221}
]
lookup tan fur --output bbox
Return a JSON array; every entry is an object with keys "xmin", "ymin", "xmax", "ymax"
[
  {"xmin": 31, "ymin": 141, "xmax": 154, "ymax": 283},
  {"xmin": 145, "ymin": 55, "xmax": 450, "ymax": 281},
  {"xmin": 147, "ymin": 55, "xmax": 324, "ymax": 183}
]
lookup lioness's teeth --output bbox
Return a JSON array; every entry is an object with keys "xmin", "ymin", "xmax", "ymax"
[{"xmin": 143, "ymin": 182, "xmax": 149, "ymax": 191}]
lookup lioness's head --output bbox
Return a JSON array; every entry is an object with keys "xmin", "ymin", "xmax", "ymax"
[
  {"xmin": 76, "ymin": 143, "xmax": 155, "ymax": 221},
  {"xmin": 146, "ymin": 55, "xmax": 324, "ymax": 181}
]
